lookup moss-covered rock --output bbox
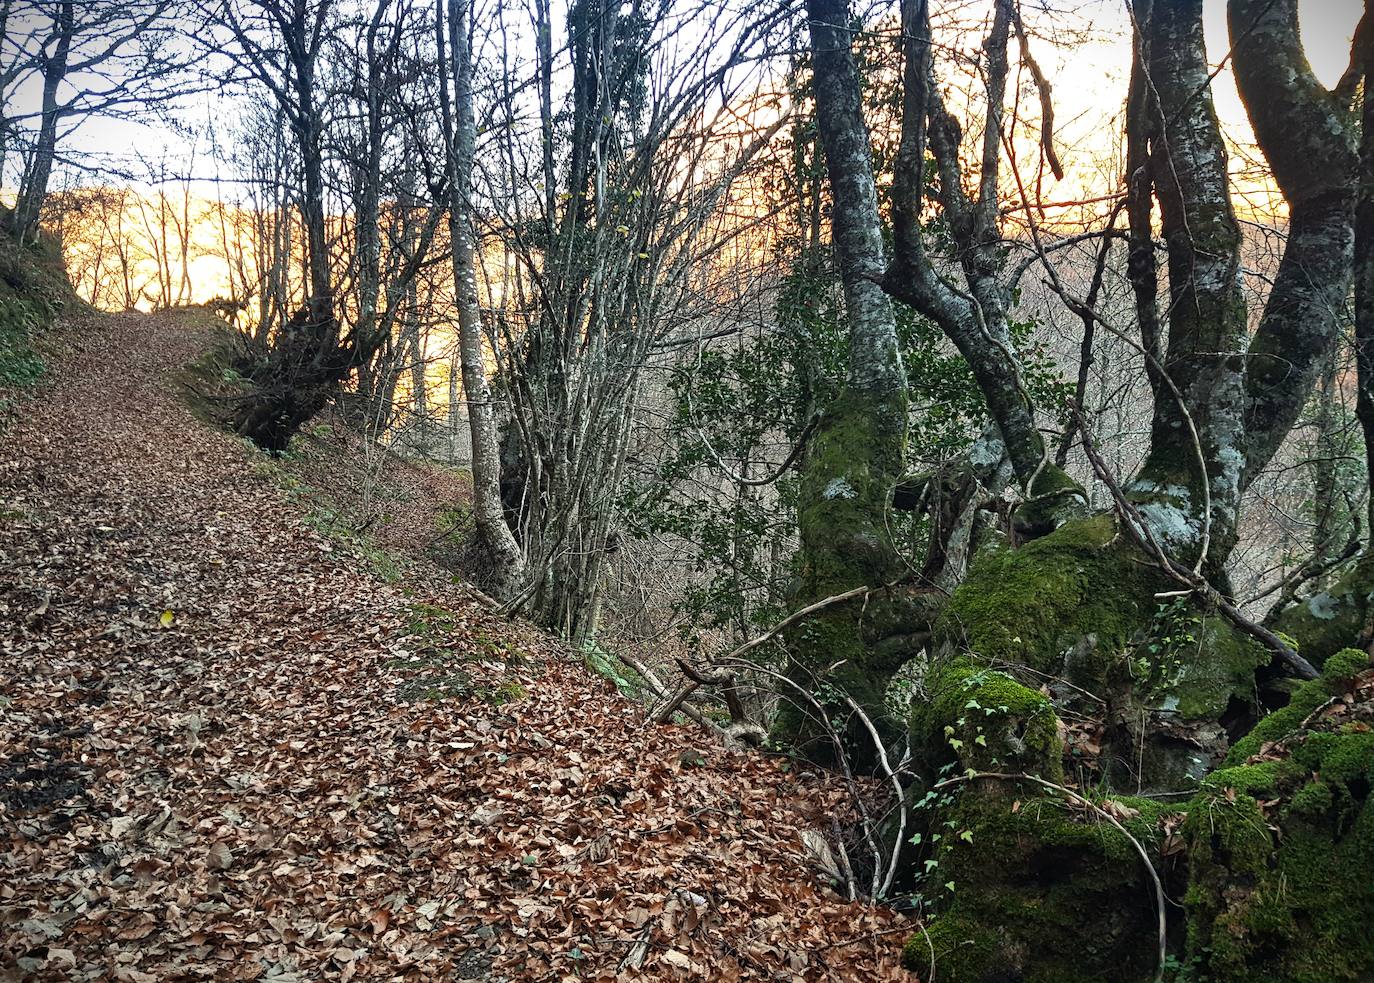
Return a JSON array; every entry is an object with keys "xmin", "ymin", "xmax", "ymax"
[
  {"xmin": 1269, "ymin": 554, "xmax": 1374, "ymax": 670},
  {"xmin": 935, "ymin": 514, "xmax": 1158, "ymax": 685},
  {"xmin": 1011, "ymin": 462, "xmax": 1088, "ymax": 540},
  {"xmin": 934, "ymin": 514, "xmax": 1268, "ymax": 791},
  {"xmin": 1184, "ymin": 648, "xmax": 1374, "ymax": 982},
  {"xmin": 901, "ymin": 786, "xmax": 1174, "ymax": 982},
  {"xmin": 910, "ymin": 656, "xmax": 1063, "ymax": 781}
]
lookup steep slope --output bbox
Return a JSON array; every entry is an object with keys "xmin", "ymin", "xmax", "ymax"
[
  {"xmin": 0, "ymin": 214, "xmax": 80, "ymax": 396},
  {"xmin": 0, "ymin": 308, "xmax": 912, "ymax": 981}
]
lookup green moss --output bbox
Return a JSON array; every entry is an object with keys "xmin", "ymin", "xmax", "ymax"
[
  {"xmin": 579, "ymin": 639, "xmax": 648, "ymax": 700},
  {"xmin": 903, "ymin": 915, "xmax": 998, "ymax": 981},
  {"xmin": 1271, "ymin": 556, "xmax": 1374, "ymax": 669},
  {"xmin": 911, "ymin": 656, "xmax": 1063, "ymax": 780},
  {"xmin": 1227, "ymin": 648, "xmax": 1372, "ymax": 765},
  {"xmin": 937, "ymin": 515, "xmax": 1265, "ymax": 727},
  {"xmin": 1185, "ymin": 665, "xmax": 1374, "ymax": 982},
  {"xmin": 1287, "ymin": 780, "xmax": 1334, "ymax": 816},
  {"xmin": 487, "ymin": 680, "xmax": 527, "ymax": 705},
  {"xmin": 776, "ymin": 387, "xmax": 910, "ymax": 759},
  {"xmin": 1322, "ymin": 646, "xmax": 1372, "ymax": 686},
  {"xmin": 407, "ymin": 601, "xmax": 458, "ymax": 639},
  {"xmin": 794, "ymin": 389, "xmax": 907, "ymax": 597},
  {"xmin": 0, "ymin": 216, "xmax": 80, "ymax": 396},
  {"xmin": 1012, "ymin": 463, "xmax": 1087, "ymax": 537},
  {"xmin": 901, "ymin": 788, "xmax": 1171, "ymax": 982},
  {"xmin": 1170, "ymin": 616, "xmax": 1267, "ymax": 720},
  {"xmin": 936, "ymin": 515, "xmax": 1159, "ymax": 685}
]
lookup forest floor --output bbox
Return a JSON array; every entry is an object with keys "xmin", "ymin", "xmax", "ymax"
[{"xmin": 0, "ymin": 308, "xmax": 913, "ymax": 982}]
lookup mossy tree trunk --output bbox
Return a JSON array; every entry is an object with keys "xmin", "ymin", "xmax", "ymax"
[
  {"xmin": 1125, "ymin": 0, "xmax": 1356, "ymax": 568},
  {"xmin": 1125, "ymin": 0, "xmax": 1250, "ymax": 565},
  {"xmin": 775, "ymin": 0, "xmax": 912, "ymax": 759}
]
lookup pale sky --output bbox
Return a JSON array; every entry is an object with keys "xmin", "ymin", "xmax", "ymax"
[{"xmin": 12, "ymin": 0, "xmax": 1368, "ymax": 203}]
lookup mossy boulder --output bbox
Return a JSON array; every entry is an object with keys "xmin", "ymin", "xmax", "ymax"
[
  {"xmin": 935, "ymin": 514, "xmax": 1268, "ymax": 790},
  {"xmin": 910, "ymin": 656, "xmax": 1063, "ymax": 781},
  {"xmin": 1183, "ymin": 648, "xmax": 1374, "ymax": 982},
  {"xmin": 1270, "ymin": 554, "xmax": 1374, "ymax": 671},
  {"xmin": 1010, "ymin": 462, "xmax": 1088, "ymax": 540},
  {"xmin": 934, "ymin": 514, "xmax": 1158, "ymax": 685},
  {"xmin": 901, "ymin": 786, "xmax": 1174, "ymax": 982}
]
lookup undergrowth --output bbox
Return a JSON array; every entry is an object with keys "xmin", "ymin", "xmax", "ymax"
[{"xmin": 0, "ymin": 210, "xmax": 83, "ymax": 415}]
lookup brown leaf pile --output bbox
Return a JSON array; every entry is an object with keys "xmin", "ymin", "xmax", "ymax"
[{"xmin": 0, "ymin": 310, "xmax": 914, "ymax": 981}]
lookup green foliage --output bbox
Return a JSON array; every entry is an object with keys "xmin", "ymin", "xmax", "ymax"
[
  {"xmin": 902, "ymin": 785, "xmax": 1173, "ymax": 982},
  {"xmin": 624, "ymin": 35, "xmax": 1070, "ymax": 657},
  {"xmin": 579, "ymin": 639, "xmax": 647, "ymax": 700},
  {"xmin": 910, "ymin": 656, "xmax": 1063, "ymax": 781}
]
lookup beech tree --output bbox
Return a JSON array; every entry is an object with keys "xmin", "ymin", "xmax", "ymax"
[{"xmin": 435, "ymin": 0, "xmax": 524, "ymax": 596}]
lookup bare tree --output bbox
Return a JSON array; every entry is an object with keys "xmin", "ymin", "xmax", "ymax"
[
  {"xmin": 435, "ymin": 0, "xmax": 524, "ymax": 595},
  {"xmin": 1, "ymin": 0, "xmax": 186, "ymax": 241}
]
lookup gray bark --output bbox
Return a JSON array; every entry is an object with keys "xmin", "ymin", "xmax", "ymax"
[
  {"xmin": 1230, "ymin": 0, "xmax": 1358, "ymax": 483},
  {"xmin": 1356, "ymin": 4, "xmax": 1374, "ymax": 532},
  {"xmin": 12, "ymin": 1, "xmax": 73, "ymax": 241},
  {"xmin": 776, "ymin": 0, "xmax": 914, "ymax": 759},
  {"xmin": 1127, "ymin": 0, "xmax": 1249, "ymax": 562},
  {"xmin": 885, "ymin": 0, "xmax": 1082, "ymax": 521},
  {"xmin": 438, "ymin": 0, "xmax": 525, "ymax": 596}
]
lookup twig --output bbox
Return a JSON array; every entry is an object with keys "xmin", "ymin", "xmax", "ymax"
[
  {"xmin": 654, "ymin": 584, "xmax": 881, "ymax": 727},
  {"xmin": 841, "ymin": 692, "xmax": 907, "ymax": 898},
  {"xmin": 827, "ymin": 816, "xmax": 858, "ymax": 902}
]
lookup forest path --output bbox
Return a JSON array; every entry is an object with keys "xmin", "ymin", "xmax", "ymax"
[{"xmin": 0, "ymin": 309, "xmax": 911, "ymax": 981}]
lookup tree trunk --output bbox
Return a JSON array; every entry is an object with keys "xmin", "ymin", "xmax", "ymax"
[
  {"xmin": 1125, "ymin": 0, "xmax": 1249, "ymax": 566},
  {"xmin": 12, "ymin": 1, "xmax": 73, "ymax": 242},
  {"xmin": 885, "ymin": 0, "xmax": 1084, "ymax": 536},
  {"xmin": 438, "ymin": 0, "xmax": 525, "ymax": 597},
  {"xmin": 773, "ymin": 0, "xmax": 920, "ymax": 761}
]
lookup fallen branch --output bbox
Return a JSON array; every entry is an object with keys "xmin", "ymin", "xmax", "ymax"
[
  {"xmin": 618, "ymin": 652, "xmax": 726, "ymax": 734},
  {"xmin": 650, "ymin": 584, "xmax": 876, "ymax": 727}
]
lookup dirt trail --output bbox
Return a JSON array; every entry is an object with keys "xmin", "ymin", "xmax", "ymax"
[{"xmin": 0, "ymin": 309, "xmax": 912, "ymax": 981}]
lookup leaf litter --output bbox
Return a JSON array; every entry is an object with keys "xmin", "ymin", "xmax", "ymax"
[{"xmin": 0, "ymin": 310, "xmax": 914, "ymax": 980}]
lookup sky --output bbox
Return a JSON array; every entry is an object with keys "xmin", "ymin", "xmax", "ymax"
[{"xmin": 6, "ymin": 0, "xmax": 1367, "ymax": 205}]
